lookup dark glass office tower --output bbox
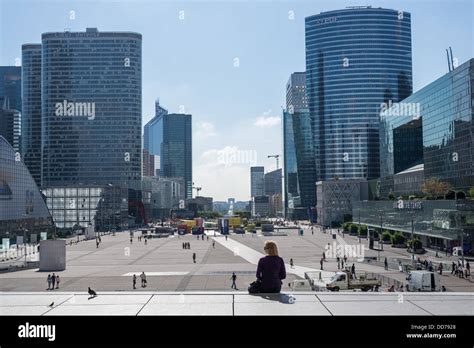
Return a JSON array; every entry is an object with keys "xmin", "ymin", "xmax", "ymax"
[
  {"xmin": 21, "ymin": 44, "xmax": 42, "ymax": 187},
  {"xmin": 0, "ymin": 66, "xmax": 21, "ymax": 113},
  {"xmin": 157, "ymin": 113, "xmax": 192, "ymax": 198},
  {"xmin": 250, "ymin": 166, "xmax": 265, "ymax": 197},
  {"xmin": 40, "ymin": 28, "xmax": 142, "ymax": 228},
  {"xmin": 283, "ymin": 72, "xmax": 317, "ymax": 219},
  {"xmin": 305, "ymin": 7, "xmax": 413, "ymax": 182}
]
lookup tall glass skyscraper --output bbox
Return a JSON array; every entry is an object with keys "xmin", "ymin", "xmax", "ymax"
[
  {"xmin": 250, "ymin": 166, "xmax": 265, "ymax": 197},
  {"xmin": 144, "ymin": 99, "xmax": 168, "ymax": 154},
  {"xmin": 305, "ymin": 6, "xmax": 413, "ymax": 182},
  {"xmin": 283, "ymin": 72, "xmax": 316, "ymax": 219},
  {"xmin": 38, "ymin": 28, "xmax": 142, "ymax": 228},
  {"xmin": 154, "ymin": 113, "xmax": 192, "ymax": 198},
  {"xmin": 21, "ymin": 44, "xmax": 42, "ymax": 187},
  {"xmin": 144, "ymin": 103, "xmax": 192, "ymax": 198}
]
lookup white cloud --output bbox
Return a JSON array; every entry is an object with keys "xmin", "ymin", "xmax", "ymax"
[
  {"xmin": 195, "ymin": 121, "xmax": 217, "ymax": 139},
  {"xmin": 254, "ymin": 116, "xmax": 281, "ymax": 127},
  {"xmin": 199, "ymin": 146, "xmax": 258, "ymax": 168}
]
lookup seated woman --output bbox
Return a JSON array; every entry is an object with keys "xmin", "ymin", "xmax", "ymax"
[{"xmin": 256, "ymin": 240, "xmax": 286, "ymax": 293}]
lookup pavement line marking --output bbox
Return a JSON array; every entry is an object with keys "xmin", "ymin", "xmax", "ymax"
[
  {"xmin": 41, "ymin": 294, "xmax": 75, "ymax": 316},
  {"xmin": 136, "ymin": 294, "xmax": 154, "ymax": 316},
  {"xmin": 406, "ymin": 299, "xmax": 435, "ymax": 316},
  {"xmin": 205, "ymin": 231, "xmax": 335, "ymax": 279},
  {"xmin": 122, "ymin": 272, "xmax": 189, "ymax": 276},
  {"xmin": 314, "ymin": 294, "xmax": 333, "ymax": 316}
]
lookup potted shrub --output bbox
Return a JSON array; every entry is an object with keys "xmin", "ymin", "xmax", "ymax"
[
  {"xmin": 391, "ymin": 232, "xmax": 406, "ymax": 248},
  {"xmin": 381, "ymin": 230, "xmax": 392, "ymax": 243},
  {"xmin": 350, "ymin": 224, "xmax": 358, "ymax": 235},
  {"xmin": 358, "ymin": 225, "xmax": 367, "ymax": 237}
]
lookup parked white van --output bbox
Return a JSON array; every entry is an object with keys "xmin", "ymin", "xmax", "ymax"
[{"xmin": 406, "ymin": 271, "xmax": 441, "ymax": 292}]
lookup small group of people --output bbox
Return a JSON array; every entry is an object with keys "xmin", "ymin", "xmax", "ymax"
[
  {"xmin": 47, "ymin": 273, "xmax": 60, "ymax": 290},
  {"xmin": 132, "ymin": 272, "xmax": 147, "ymax": 289},
  {"xmin": 182, "ymin": 242, "xmax": 191, "ymax": 249},
  {"xmin": 451, "ymin": 260, "xmax": 471, "ymax": 278},
  {"xmin": 336, "ymin": 256, "xmax": 345, "ymax": 270}
]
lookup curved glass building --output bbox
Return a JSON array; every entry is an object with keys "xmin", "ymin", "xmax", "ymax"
[
  {"xmin": 40, "ymin": 28, "xmax": 143, "ymax": 228},
  {"xmin": 305, "ymin": 6, "xmax": 413, "ymax": 182},
  {"xmin": 0, "ymin": 136, "xmax": 53, "ymax": 236}
]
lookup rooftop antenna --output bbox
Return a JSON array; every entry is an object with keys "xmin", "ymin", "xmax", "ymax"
[
  {"xmin": 446, "ymin": 49, "xmax": 451, "ymax": 72},
  {"xmin": 449, "ymin": 47, "xmax": 455, "ymax": 70}
]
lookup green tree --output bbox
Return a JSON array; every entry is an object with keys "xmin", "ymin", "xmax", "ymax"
[
  {"xmin": 422, "ymin": 178, "xmax": 453, "ymax": 199},
  {"xmin": 391, "ymin": 232, "xmax": 406, "ymax": 245}
]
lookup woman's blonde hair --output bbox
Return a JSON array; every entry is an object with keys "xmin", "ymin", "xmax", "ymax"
[{"xmin": 264, "ymin": 240, "xmax": 279, "ymax": 256}]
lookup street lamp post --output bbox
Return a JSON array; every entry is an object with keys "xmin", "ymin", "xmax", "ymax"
[
  {"xmin": 411, "ymin": 215, "xmax": 415, "ymax": 266},
  {"xmin": 379, "ymin": 211, "xmax": 384, "ymax": 251}
]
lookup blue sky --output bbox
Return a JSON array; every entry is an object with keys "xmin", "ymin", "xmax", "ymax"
[{"xmin": 0, "ymin": 0, "xmax": 472, "ymax": 200}]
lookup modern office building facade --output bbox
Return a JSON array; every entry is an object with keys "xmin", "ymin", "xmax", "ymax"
[
  {"xmin": 158, "ymin": 113, "xmax": 192, "ymax": 198},
  {"xmin": 0, "ymin": 136, "xmax": 53, "ymax": 237},
  {"xmin": 142, "ymin": 176, "xmax": 185, "ymax": 220},
  {"xmin": 380, "ymin": 58, "xmax": 474, "ymax": 191},
  {"xmin": 144, "ymin": 105, "xmax": 192, "ymax": 198},
  {"xmin": 143, "ymin": 99, "xmax": 168, "ymax": 155},
  {"xmin": 0, "ymin": 97, "xmax": 21, "ymax": 153},
  {"xmin": 250, "ymin": 166, "xmax": 265, "ymax": 197},
  {"xmin": 305, "ymin": 7, "xmax": 413, "ymax": 183},
  {"xmin": 0, "ymin": 66, "xmax": 21, "ymax": 113},
  {"xmin": 283, "ymin": 72, "xmax": 317, "ymax": 219},
  {"xmin": 264, "ymin": 168, "xmax": 282, "ymax": 196},
  {"xmin": 21, "ymin": 44, "xmax": 42, "ymax": 187},
  {"xmin": 39, "ymin": 28, "xmax": 143, "ymax": 229}
]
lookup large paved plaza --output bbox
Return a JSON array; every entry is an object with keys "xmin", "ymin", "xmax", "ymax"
[{"xmin": 0, "ymin": 225, "xmax": 472, "ymax": 293}]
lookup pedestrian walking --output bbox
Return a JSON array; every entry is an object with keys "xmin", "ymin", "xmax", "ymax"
[
  {"xmin": 384, "ymin": 257, "xmax": 388, "ymax": 270},
  {"xmin": 290, "ymin": 258, "xmax": 294, "ymax": 268},
  {"xmin": 96, "ymin": 240, "xmax": 99, "ymax": 248},
  {"xmin": 451, "ymin": 262, "xmax": 456, "ymax": 275},
  {"xmin": 351, "ymin": 264, "xmax": 356, "ymax": 279},
  {"xmin": 341, "ymin": 259, "xmax": 344, "ymax": 269},
  {"xmin": 182, "ymin": 242, "xmax": 185, "ymax": 250},
  {"xmin": 466, "ymin": 261, "xmax": 471, "ymax": 277},
  {"xmin": 225, "ymin": 235, "xmax": 228, "ymax": 241},
  {"xmin": 56, "ymin": 275, "xmax": 60, "ymax": 289},
  {"xmin": 130, "ymin": 238, "xmax": 133, "ymax": 244},
  {"xmin": 192, "ymin": 253, "xmax": 196, "ymax": 263},
  {"xmin": 133, "ymin": 274, "xmax": 137, "ymax": 289},
  {"xmin": 207, "ymin": 236, "xmax": 209, "ymax": 241},
  {"xmin": 438, "ymin": 263, "xmax": 443, "ymax": 275},
  {"xmin": 51, "ymin": 273, "xmax": 56, "ymax": 289},
  {"xmin": 343, "ymin": 255, "xmax": 347, "ymax": 263},
  {"xmin": 311, "ymin": 226, "xmax": 314, "ymax": 235},
  {"xmin": 322, "ymin": 251, "xmax": 326, "ymax": 262},
  {"xmin": 145, "ymin": 238, "xmax": 147, "ymax": 245},
  {"xmin": 140, "ymin": 272, "xmax": 147, "ymax": 288},
  {"xmin": 399, "ymin": 261, "xmax": 403, "ymax": 272},
  {"xmin": 230, "ymin": 272, "xmax": 237, "ymax": 289},
  {"xmin": 212, "ymin": 241, "xmax": 215, "ymax": 248},
  {"xmin": 202, "ymin": 235, "xmax": 204, "ymax": 240},
  {"xmin": 47, "ymin": 274, "xmax": 52, "ymax": 290},
  {"xmin": 99, "ymin": 236, "xmax": 101, "ymax": 243},
  {"xmin": 320, "ymin": 258, "xmax": 323, "ymax": 270}
]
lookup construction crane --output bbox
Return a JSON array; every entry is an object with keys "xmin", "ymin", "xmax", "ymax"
[
  {"xmin": 192, "ymin": 182, "xmax": 202, "ymax": 197},
  {"xmin": 268, "ymin": 154, "xmax": 280, "ymax": 170}
]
